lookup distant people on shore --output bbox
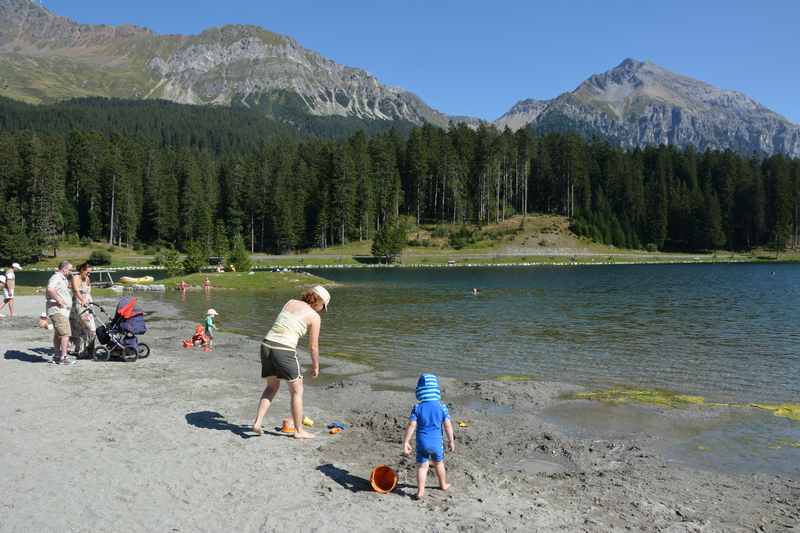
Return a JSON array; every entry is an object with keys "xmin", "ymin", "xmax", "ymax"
[
  {"xmin": 46, "ymin": 261, "xmax": 75, "ymax": 365},
  {"xmin": 252, "ymin": 285, "xmax": 330, "ymax": 439},
  {"xmin": 402, "ymin": 373, "xmax": 455, "ymax": 499},
  {"xmin": 70, "ymin": 262, "xmax": 96, "ymax": 357},
  {"xmin": 0, "ymin": 262, "xmax": 22, "ymax": 318},
  {"xmin": 203, "ymin": 277, "xmax": 211, "ymax": 291}
]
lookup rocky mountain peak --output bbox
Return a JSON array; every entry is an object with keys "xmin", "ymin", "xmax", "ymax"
[
  {"xmin": 495, "ymin": 98, "xmax": 551, "ymax": 131},
  {"xmin": 495, "ymin": 59, "xmax": 800, "ymax": 157}
]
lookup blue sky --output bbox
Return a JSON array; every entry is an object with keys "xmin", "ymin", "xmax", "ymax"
[{"xmin": 43, "ymin": 0, "xmax": 800, "ymax": 123}]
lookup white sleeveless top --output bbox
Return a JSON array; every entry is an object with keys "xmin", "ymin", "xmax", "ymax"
[{"xmin": 264, "ymin": 309, "xmax": 308, "ymax": 349}]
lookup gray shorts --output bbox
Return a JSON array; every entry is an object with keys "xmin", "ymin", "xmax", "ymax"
[{"xmin": 260, "ymin": 342, "xmax": 302, "ymax": 381}]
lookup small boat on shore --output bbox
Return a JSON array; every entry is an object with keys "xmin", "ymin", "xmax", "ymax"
[{"xmin": 119, "ymin": 276, "xmax": 155, "ymax": 285}]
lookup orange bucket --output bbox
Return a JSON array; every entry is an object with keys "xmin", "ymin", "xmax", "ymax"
[{"xmin": 369, "ymin": 465, "xmax": 397, "ymax": 494}]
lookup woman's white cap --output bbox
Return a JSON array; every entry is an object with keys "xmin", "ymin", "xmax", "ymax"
[
  {"xmin": 11, "ymin": 263, "xmax": 21, "ymax": 270},
  {"xmin": 311, "ymin": 285, "xmax": 331, "ymax": 310},
  {"xmin": 207, "ymin": 309, "xmax": 218, "ymax": 316}
]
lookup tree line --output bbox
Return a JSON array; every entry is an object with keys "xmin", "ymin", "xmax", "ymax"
[{"xmin": 1, "ymin": 105, "xmax": 799, "ymax": 263}]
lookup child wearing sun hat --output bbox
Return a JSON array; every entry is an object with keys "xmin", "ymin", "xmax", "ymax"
[{"xmin": 204, "ymin": 309, "xmax": 218, "ymax": 351}]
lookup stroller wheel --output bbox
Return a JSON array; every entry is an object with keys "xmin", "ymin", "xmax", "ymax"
[
  {"xmin": 137, "ymin": 343, "xmax": 150, "ymax": 359},
  {"xmin": 94, "ymin": 347, "xmax": 110, "ymax": 362},
  {"xmin": 123, "ymin": 346, "xmax": 138, "ymax": 363}
]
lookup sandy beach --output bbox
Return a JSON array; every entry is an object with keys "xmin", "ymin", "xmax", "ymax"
[{"xmin": 1, "ymin": 296, "xmax": 797, "ymax": 532}]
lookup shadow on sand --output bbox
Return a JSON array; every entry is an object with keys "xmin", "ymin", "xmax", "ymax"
[
  {"xmin": 4, "ymin": 348, "xmax": 52, "ymax": 363},
  {"xmin": 316, "ymin": 463, "xmax": 373, "ymax": 493},
  {"xmin": 185, "ymin": 410, "xmax": 259, "ymax": 439}
]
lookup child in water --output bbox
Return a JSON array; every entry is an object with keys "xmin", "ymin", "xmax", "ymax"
[
  {"xmin": 402, "ymin": 373, "xmax": 455, "ymax": 499},
  {"xmin": 204, "ymin": 309, "xmax": 218, "ymax": 350}
]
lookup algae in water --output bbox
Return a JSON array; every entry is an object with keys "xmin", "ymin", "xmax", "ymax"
[{"xmin": 570, "ymin": 387, "xmax": 707, "ymax": 408}]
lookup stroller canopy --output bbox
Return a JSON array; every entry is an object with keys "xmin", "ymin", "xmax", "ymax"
[{"xmin": 115, "ymin": 296, "xmax": 146, "ymax": 335}]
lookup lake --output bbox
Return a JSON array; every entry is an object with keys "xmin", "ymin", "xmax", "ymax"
[
  {"xmin": 148, "ymin": 263, "xmax": 799, "ymax": 405},
  {"xmin": 147, "ymin": 262, "xmax": 800, "ymax": 475},
  {"xmin": 29, "ymin": 262, "xmax": 798, "ymax": 474}
]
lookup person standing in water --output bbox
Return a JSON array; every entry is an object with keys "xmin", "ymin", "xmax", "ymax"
[{"xmin": 252, "ymin": 285, "xmax": 330, "ymax": 439}]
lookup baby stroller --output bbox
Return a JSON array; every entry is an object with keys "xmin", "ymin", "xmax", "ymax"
[{"xmin": 89, "ymin": 297, "xmax": 150, "ymax": 362}]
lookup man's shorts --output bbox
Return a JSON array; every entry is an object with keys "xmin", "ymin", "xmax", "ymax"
[
  {"xmin": 50, "ymin": 313, "xmax": 71, "ymax": 337},
  {"xmin": 416, "ymin": 440, "xmax": 445, "ymax": 464},
  {"xmin": 260, "ymin": 342, "xmax": 301, "ymax": 381},
  {"xmin": 2, "ymin": 288, "xmax": 12, "ymax": 302}
]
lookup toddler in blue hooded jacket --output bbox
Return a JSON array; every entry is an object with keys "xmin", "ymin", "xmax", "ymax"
[{"xmin": 402, "ymin": 373, "xmax": 455, "ymax": 499}]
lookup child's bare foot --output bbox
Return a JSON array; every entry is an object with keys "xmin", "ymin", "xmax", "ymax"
[
  {"xmin": 252, "ymin": 424, "xmax": 263, "ymax": 436},
  {"xmin": 293, "ymin": 430, "xmax": 315, "ymax": 439},
  {"xmin": 440, "ymin": 482, "xmax": 450, "ymax": 491}
]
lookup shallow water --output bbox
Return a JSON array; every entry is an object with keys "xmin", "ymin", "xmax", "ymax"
[
  {"xmin": 135, "ymin": 262, "xmax": 800, "ymax": 474},
  {"xmin": 144, "ymin": 262, "xmax": 800, "ymax": 405}
]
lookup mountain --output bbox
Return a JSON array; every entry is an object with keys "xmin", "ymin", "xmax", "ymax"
[
  {"xmin": 2, "ymin": 2, "xmax": 799, "ymax": 156},
  {"xmin": 495, "ymin": 59, "xmax": 800, "ymax": 157},
  {"xmin": 0, "ymin": 0, "xmax": 450, "ymax": 128},
  {"xmin": 495, "ymin": 99, "xmax": 550, "ymax": 132}
]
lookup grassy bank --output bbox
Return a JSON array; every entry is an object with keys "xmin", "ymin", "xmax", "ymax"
[
  {"xmin": 27, "ymin": 242, "xmax": 156, "ymax": 269},
  {"xmin": 23, "ymin": 215, "xmax": 800, "ymax": 271},
  {"xmin": 158, "ymin": 271, "xmax": 330, "ymax": 291}
]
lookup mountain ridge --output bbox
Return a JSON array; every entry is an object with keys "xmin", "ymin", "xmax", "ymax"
[
  {"xmin": 0, "ymin": 0, "xmax": 451, "ymax": 127},
  {"xmin": 2, "ymin": 1, "xmax": 799, "ymax": 156},
  {"xmin": 495, "ymin": 58, "xmax": 800, "ymax": 157}
]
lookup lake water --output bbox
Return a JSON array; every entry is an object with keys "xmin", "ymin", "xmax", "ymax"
[
  {"xmin": 130, "ymin": 263, "xmax": 800, "ymax": 473},
  {"xmin": 148, "ymin": 263, "xmax": 799, "ymax": 404}
]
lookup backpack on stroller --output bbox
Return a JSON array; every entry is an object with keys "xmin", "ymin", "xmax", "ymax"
[{"xmin": 91, "ymin": 296, "xmax": 150, "ymax": 362}]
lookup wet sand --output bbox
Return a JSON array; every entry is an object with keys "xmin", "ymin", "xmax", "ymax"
[{"xmin": 0, "ymin": 296, "xmax": 797, "ymax": 532}]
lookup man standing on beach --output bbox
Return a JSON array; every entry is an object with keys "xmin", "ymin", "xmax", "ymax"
[
  {"xmin": 0, "ymin": 262, "xmax": 22, "ymax": 318},
  {"xmin": 46, "ymin": 261, "xmax": 75, "ymax": 365}
]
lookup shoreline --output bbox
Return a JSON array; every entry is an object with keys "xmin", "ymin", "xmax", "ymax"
[
  {"xmin": 1, "ymin": 296, "xmax": 798, "ymax": 531},
  {"xmin": 17, "ymin": 255, "xmax": 795, "ymax": 275}
]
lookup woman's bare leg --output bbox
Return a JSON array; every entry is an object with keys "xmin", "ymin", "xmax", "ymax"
[
  {"xmin": 252, "ymin": 377, "xmax": 280, "ymax": 434},
  {"xmin": 288, "ymin": 379, "xmax": 313, "ymax": 439}
]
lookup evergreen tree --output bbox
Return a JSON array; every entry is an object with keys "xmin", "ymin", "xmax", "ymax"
[
  {"xmin": 182, "ymin": 240, "xmax": 206, "ymax": 273},
  {"xmin": 0, "ymin": 198, "xmax": 36, "ymax": 263},
  {"xmin": 212, "ymin": 221, "xmax": 230, "ymax": 257},
  {"xmin": 228, "ymin": 234, "xmax": 252, "ymax": 272}
]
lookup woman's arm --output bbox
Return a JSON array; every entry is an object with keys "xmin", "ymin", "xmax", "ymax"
[{"xmin": 307, "ymin": 314, "xmax": 321, "ymax": 378}]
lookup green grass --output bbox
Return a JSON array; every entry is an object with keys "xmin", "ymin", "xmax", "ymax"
[
  {"xmin": 22, "ymin": 215, "xmax": 800, "ymax": 273},
  {"xmin": 27, "ymin": 242, "xmax": 157, "ymax": 269},
  {"xmin": 159, "ymin": 271, "xmax": 330, "ymax": 291}
]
